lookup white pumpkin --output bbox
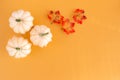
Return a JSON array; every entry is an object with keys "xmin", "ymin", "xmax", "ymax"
[
  {"xmin": 9, "ymin": 9, "xmax": 34, "ymax": 34},
  {"xmin": 6, "ymin": 36, "xmax": 32, "ymax": 58},
  {"xmin": 30, "ymin": 25, "xmax": 52, "ymax": 47}
]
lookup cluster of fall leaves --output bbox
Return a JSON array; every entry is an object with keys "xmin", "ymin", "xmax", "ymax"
[{"xmin": 47, "ymin": 9, "xmax": 87, "ymax": 35}]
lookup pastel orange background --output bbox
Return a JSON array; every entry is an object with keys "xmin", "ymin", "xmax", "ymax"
[{"xmin": 0, "ymin": 0, "xmax": 120, "ymax": 80}]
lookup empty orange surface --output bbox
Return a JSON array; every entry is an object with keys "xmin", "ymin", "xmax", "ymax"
[{"xmin": 0, "ymin": 0, "xmax": 120, "ymax": 80}]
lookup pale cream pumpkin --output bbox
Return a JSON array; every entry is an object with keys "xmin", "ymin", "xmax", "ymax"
[
  {"xmin": 30, "ymin": 25, "xmax": 52, "ymax": 47},
  {"xmin": 6, "ymin": 36, "xmax": 32, "ymax": 58},
  {"xmin": 9, "ymin": 9, "xmax": 34, "ymax": 34}
]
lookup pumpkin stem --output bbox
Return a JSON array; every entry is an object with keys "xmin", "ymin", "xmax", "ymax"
[
  {"xmin": 15, "ymin": 47, "xmax": 21, "ymax": 50},
  {"xmin": 39, "ymin": 32, "xmax": 49, "ymax": 37},
  {"xmin": 16, "ymin": 19, "xmax": 21, "ymax": 22}
]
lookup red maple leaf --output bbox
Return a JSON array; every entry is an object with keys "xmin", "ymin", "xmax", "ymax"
[
  {"xmin": 62, "ymin": 19, "xmax": 75, "ymax": 35},
  {"xmin": 73, "ymin": 9, "xmax": 87, "ymax": 24},
  {"xmin": 48, "ymin": 10, "xmax": 64, "ymax": 24}
]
